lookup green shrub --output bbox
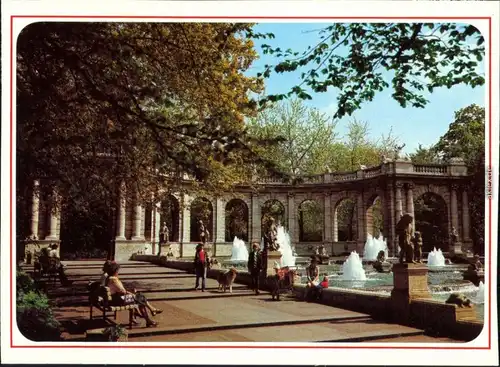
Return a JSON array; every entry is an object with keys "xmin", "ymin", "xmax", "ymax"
[{"xmin": 16, "ymin": 271, "xmax": 61, "ymax": 341}]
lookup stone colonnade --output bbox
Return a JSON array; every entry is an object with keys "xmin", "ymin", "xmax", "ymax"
[{"xmin": 23, "ymin": 160, "xmax": 473, "ymax": 261}]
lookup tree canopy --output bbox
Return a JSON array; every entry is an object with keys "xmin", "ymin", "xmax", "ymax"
[
  {"xmin": 16, "ymin": 22, "xmax": 290, "ymax": 247},
  {"xmin": 255, "ymin": 23, "xmax": 484, "ymax": 119},
  {"xmin": 16, "ymin": 22, "xmax": 286, "ymax": 242}
]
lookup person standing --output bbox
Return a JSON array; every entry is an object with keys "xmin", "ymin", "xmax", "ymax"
[
  {"xmin": 247, "ymin": 242, "xmax": 263, "ymax": 295},
  {"xmin": 194, "ymin": 243, "xmax": 209, "ymax": 292}
]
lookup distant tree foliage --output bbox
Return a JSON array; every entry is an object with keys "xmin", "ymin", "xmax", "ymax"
[
  {"xmin": 298, "ymin": 200, "xmax": 323, "ymax": 242},
  {"xmin": 225, "ymin": 199, "xmax": 249, "ymax": 242},
  {"xmin": 414, "ymin": 193, "xmax": 449, "ymax": 252}
]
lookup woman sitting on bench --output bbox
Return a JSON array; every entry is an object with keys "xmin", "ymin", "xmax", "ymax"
[{"xmin": 106, "ymin": 262, "xmax": 160, "ymax": 327}]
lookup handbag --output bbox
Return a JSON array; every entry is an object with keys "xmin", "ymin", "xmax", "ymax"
[{"xmin": 120, "ymin": 293, "xmax": 136, "ymax": 305}]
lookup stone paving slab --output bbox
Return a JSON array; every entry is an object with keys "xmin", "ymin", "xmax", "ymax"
[
  {"xmin": 124, "ymin": 319, "xmax": 424, "ymax": 342},
  {"xmin": 46, "ymin": 261, "xmax": 459, "ymax": 343}
]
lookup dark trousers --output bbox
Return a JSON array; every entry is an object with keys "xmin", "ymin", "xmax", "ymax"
[
  {"xmin": 250, "ymin": 269, "xmax": 260, "ymax": 291},
  {"xmin": 195, "ymin": 265, "xmax": 207, "ymax": 290}
]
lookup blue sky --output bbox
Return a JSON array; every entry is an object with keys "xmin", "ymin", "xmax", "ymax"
[{"xmin": 247, "ymin": 23, "xmax": 485, "ymax": 154}]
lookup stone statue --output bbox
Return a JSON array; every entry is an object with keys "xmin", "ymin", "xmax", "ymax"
[
  {"xmin": 394, "ymin": 143, "xmax": 406, "ymax": 160},
  {"xmin": 450, "ymin": 227, "xmax": 458, "ymax": 246},
  {"xmin": 159, "ymin": 222, "xmax": 169, "ymax": 244},
  {"xmin": 412, "ymin": 231, "xmax": 423, "ymax": 263},
  {"xmin": 264, "ymin": 217, "xmax": 279, "ymax": 252},
  {"xmin": 445, "ymin": 293, "xmax": 472, "ymax": 308},
  {"xmin": 373, "ymin": 250, "xmax": 392, "ymax": 273},
  {"xmin": 396, "ymin": 213, "xmax": 415, "ymax": 264},
  {"xmin": 314, "ymin": 247, "xmax": 320, "ymax": 255},
  {"xmin": 376, "ymin": 250, "xmax": 386, "ymax": 263},
  {"xmin": 320, "ymin": 245, "xmax": 328, "ymax": 257},
  {"xmin": 198, "ymin": 219, "xmax": 210, "ymax": 244}
]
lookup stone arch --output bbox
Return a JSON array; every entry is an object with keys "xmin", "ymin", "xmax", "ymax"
[
  {"xmin": 414, "ymin": 191, "xmax": 449, "ymax": 252},
  {"xmin": 261, "ymin": 199, "xmax": 285, "ymax": 236},
  {"xmin": 298, "ymin": 199, "xmax": 323, "ymax": 242},
  {"xmin": 334, "ymin": 197, "xmax": 358, "ymax": 241},
  {"xmin": 190, "ymin": 197, "xmax": 213, "ymax": 242},
  {"xmin": 225, "ymin": 198, "xmax": 249, "ymax": 242},
  {"xmin": 365, "ymin": 194, "xmax": 383, "ymax": 238},
  {"xmin": 160, "ymin": 195, "xmax": 180, "ymax": 242}
]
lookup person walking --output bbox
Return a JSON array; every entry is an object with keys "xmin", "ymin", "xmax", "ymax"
[
  {"xmin": 194, "ymin": 243, "xmax": 209, "ymax": 292},
  {"xmin": 247, "ymin": 242, "xmax": 263, "ymax": 295}
]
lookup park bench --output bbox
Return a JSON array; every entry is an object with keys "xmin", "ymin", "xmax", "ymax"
[
  {"xmin": 33, "ymin": 256, "xmax": 60, "ymax": 285},
  {"xmin": 88, "ymin": 282, "xmax": 139, "ymax": 329}
]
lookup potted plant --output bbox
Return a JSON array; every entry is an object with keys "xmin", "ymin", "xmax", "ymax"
[{"xmin": 102, "ymin": 325, "xmax": 128, "ymax": 342}]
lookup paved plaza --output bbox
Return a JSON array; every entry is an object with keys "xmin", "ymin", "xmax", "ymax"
[{"xmin": 27, "ymin": 261, "xmax": 460, "ymax": 343}]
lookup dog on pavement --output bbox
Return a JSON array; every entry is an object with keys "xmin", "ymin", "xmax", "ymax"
[{"xmin": 217, "ymin": 267, "xmax": 238, "ymax": 293}]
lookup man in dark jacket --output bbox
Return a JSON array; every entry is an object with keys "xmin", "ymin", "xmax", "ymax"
[
  {"xmin": 194, "ymin": 243, "xmax": 210, "ymax": 292},
  {"xmin": 247, "ymin": 242, "xmax": 263, "ymax": 295}
]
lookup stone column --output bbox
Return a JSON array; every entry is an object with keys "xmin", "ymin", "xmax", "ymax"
[
  {"xmin": 215, "ymin": 197, "xmax": 226, "ymax": 243},
  {"xmin": 150, "ymin": 196, "xmax": 160, "ymax": 255},
  {"xmin": 287, "ymin": 193, "xmax": 295, "ymax": 244},
  {"xmin": 116, "ymin": 183, "xmax": 126, "ymax": 240},
  {"xmin": 131, "ymin": 193, "xmax": 144, "ymax": 240},
  {"xmin": 30, "ymin": 180, "xmax": 40, "ymax": 239},
  {"xmin": 323, "ymin": 192, "xmax": 332, "ymax": 243},
  {"xmin": 153, "ymin": 201, "xmax": 161, "ymax": 244},
  {"xmin": 384, "ymin": 184, "xmax": 395, "ymax": 257},
  {"xmin": 181, "ymin": 194, "xmax": 191, "ymax": 243},
  {"xmin": 450, "ymin": 184, "xmax": 461, "ymax": 246},
  {"xmin": 405, "ymin": 183, "xmax": 415, "ymax": 235},
  {"xmin": 251, "ymin": 193, "xmax": 261, "ymax": 243},
  {"xmin": 332, "ymin": 197, "xmax": 338, "ymax": 242},
  {"xmin": 45, "ymin": 190, "xmax": 60, "ymax": 240},
  {"xmin": 356, "ymin": 192, "xmax": 365, "ymax": 252},
  {"xmin": 461, "ymin": 186, "xmax": 471, "ymax": 242},
  {"xmin": 395, "ymin": 182, "xmax": 403, "ymax": 223}
]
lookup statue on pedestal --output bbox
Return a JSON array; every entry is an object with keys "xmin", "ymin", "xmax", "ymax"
[
  {"xmin": 159, "ymin": 222, "xmax": 169, "ymax": 244},
  {"xmin": 396, "ymin": 213, "xmax": 415, "ymax": 264},
  {"xmin": 412, "ymin": 231, "xmax": 423, "ymax": 263},
  {"xmin": 264, "ymin": 217, "xmax": 279, "ymax": 252},
  {"xmin": 198, "ymin": 219, "xmax": 210, "ymax": 245}
]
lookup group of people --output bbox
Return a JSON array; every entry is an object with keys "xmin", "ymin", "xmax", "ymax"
[
  {"xmin": 303, "ymin": 256, "xmax": 329, "ymax": 300},
  {"xmin": 35, "ymin": 243, "xmax": 72, "ymax": 286},
  {"xmin": 192, "ymin": 241, "xmax": 266, "ymax": 295},
  {"xmin": 98, "ymin": 260, "xmax": 162, "ymax": 327}
]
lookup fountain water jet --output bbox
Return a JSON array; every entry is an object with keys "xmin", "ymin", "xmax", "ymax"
[
  {"xmin": 363, "ymin": 233, "xmax": 388, "ymax": 261},
  {"xmin": 427, "ymin": 247, "xmax": 446, "ymax": 266},
  {"xmin": 342, "ymin": 251, "xmax": 367, "ymax": 280},
  {"xmin": 277, "ymin": 225, "xmax": 296, "ymax": 267},
  {"xmin": 230, "ymin": 237, "xmax": 249, "ymax": 262},
  {"xmin": 475, "ymin": 281, "xmax": 485, "ymax": 304}
]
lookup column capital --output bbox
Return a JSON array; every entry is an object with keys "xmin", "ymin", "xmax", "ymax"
[
  {"xmin": 405, "ymin": 182, "xmax": 415, "ymax": 190},
  {"xmin": 323, "ymin": 191, "xmax": 332, "ymax": 197},
  {"xmin": 287, "ymin": 192, "xmax": 295, "ymax": 199},
  {"xmin": 451, "ymin": 183, "xmax": 460, "ymax": 191},
  {"xmin": 395, "ymin": 182, "xmax": 404, "ymax": 189}
]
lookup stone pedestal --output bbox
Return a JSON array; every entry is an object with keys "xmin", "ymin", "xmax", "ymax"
[
  {"xmin": 449, "ymin": 241, "xmax": 464, "ymax": 256},
  {"xmin": 391, "ymin": 263, "xmax": 431, "ymax": 322},
  {"xmin": 264, "ymin": 251, "xmax": 283, "ymax": 276}
]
